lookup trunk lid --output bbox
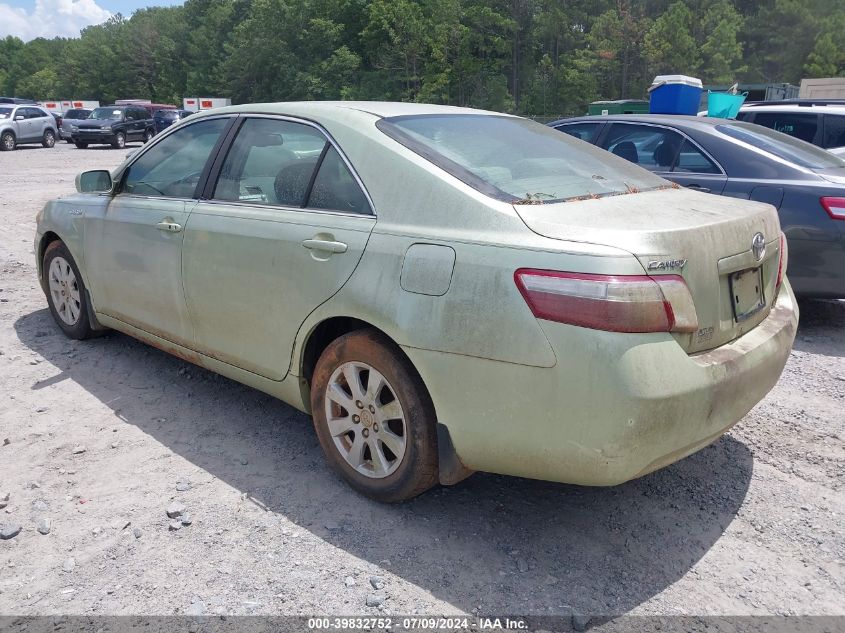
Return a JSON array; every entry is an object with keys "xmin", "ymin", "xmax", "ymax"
[{"xmin": 513, "ymin": 188, "xmax": 783, "ymax": 353}]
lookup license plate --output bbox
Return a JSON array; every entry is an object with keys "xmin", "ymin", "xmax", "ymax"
[{"xmin": 730, "ymin": 267, "xmax": 765, "ymax": 321}]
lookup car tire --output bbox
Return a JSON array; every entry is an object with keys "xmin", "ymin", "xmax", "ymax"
[
  {"xmin": 144, "ymin": 129, "xmax": 154, "ymax": 143},
  {"xmin": 1, "ymin": 130, "xmax": 16, "ymax": 151},
  {"xmin": 74, "ymin": 141, "xmax": 88, "ymax": 149},
  {"xmin": 42, "ymin": 129, "xmax": 56, "ymax": 148},
  {"xmin": 310, "ymin": 328, "xmax": 438, "ymax": 502},
  {"xmin": 42, "ymin": 241, "xmax": 95, "ymax": 340},
  {"xmin": 112, "ymin": 132, "xmax": 125, "ymax": 149}
]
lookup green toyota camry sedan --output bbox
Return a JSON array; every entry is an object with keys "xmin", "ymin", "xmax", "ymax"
[{"xmin": 35, "ymin": 102, "xmax": 798, "ymax": 501}]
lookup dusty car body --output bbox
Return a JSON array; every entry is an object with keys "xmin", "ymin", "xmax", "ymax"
[{"xmin": 35, "ymin": 102, "xmax": 798, "ymax": 501}]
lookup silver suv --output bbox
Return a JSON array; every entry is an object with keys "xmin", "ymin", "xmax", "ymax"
[{"xmin": 0, "ymin": 105, "xmax": 58, "ymax": 151}]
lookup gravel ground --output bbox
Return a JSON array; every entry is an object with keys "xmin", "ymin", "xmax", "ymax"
[{"xmin": 0, "ymin": 142, "xmax": 843, "ymax": 621}]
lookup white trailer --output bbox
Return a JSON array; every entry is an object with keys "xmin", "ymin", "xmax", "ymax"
[
  {"xmin": 40, "ymin": 100, "xmax": 100, "ymax": 113},
  {"xmin": 183, "ymin": 97, "xmax": 232, "ymax": 112},
  {"xmin": 799, "ymin": 78, "xmax": 845, "ymax": 99}
]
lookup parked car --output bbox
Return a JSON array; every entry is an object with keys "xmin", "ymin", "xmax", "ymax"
[
  {"xmin": 735, "ymin": 99, "xmax": 845, "ymax": 153},
  {"xmin": 153, "ymin": 108, "xmax": 192, "ymax": 134},
  {"xmin": 0, "ymin": 97, "xmax": 38, "ymax": 105},
  {"xmin": 36, "ymin": 102, "xmax": 796, "ymax": 501},
  {"xmin": 550, "ymin": 114, "xmax": 845, "ymax": 299},
  {"xmin": 72, "ymin": 104, "xmax": 155, "ymax": 149},
  {"xmin": 59, "ymin": 108, "xmax": 92, "ymax": 142},
  {"xmin": 0, "ymin": 104, "xmax": 57, "ymax": 150}
]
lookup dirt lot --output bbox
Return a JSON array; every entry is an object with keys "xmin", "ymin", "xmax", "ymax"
[{"xmin": 0, "ymin": 141, "xmax": 843, "ymax": 622}]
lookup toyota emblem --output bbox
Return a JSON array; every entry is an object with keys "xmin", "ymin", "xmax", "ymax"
[{"xmin": 752, "ymin": 232, "xmax": 766, "ymax": 261}]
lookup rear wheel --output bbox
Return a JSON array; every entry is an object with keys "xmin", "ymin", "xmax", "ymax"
[
  {"xmin": 42, "ymin": 129, "xmax": 56, "ymax": 148},
  {"xmin": 311, "ymin": 329, "xmax": 438, "ymax": 502},
  {"xmin": 74, "ymin": 141, "xmax": 88, "ymax": 149},
  {"xmin": 112, "ymin": 131, "xmax": 125, "ymax": 149},
  {"xmin": 1, "ymin": 131, "xmax": 15, "ymax": 151},
  {"xmin": 143, "ymin": 129, "xmax": 154, "ymax": 143},
  {"xmin": 42, "ymin": 241, "xmax": 94, "ymax": 340}
]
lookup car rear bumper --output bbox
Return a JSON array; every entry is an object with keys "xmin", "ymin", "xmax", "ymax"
[{"xmin": 404, "ymin": 280, "xmax": 798, "ymax": 486}]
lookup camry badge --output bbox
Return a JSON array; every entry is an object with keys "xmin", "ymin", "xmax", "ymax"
[
  {"xmin": 647, "ymin": 259, "xmax": 687, "ymax": 271},
  {"xmin": 752, "ymin": 232, "xmax": 765, "ymax": 261}
]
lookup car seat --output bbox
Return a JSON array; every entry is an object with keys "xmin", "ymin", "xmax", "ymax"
[
  {"xmin": 612, "ymin": 141, "xmax": 638, "ymax": 163},
  {"xmin": 275, "ymin": 161, "xmax": 318, "ymax": 206}
]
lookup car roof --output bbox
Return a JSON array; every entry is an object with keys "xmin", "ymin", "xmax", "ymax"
[
  {"xmin": 206, "ymin": 101, "xmax": 510, "ymax": 121},
  {"xmin": 739, "ymin": 103, "xmax": 845, "ymax": 114},
  {"xmin": 549, "ymin": 113, "xmax": 729, "ymax": 131}
]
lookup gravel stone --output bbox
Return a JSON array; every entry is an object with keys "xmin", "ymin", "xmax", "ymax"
[
  {"xmin": 185, "ymin": 602, "xmax": 205, "ymax": 616},
  {"xmin": 168, "ymin": 520, "xmax": 182, "ymax": 531},
  {"xmin": 175, "ymin": 478, "xmax": 191, "ymax": 492},
  {"xmin": 366, "ymin": 593, "xmax": 386, "ymax": 607},
  {"xmin": 344, "ymin": 576, "xmax": 356, "ymax": 588},
  {"xmin": 369, "ymin": 575, "xmax": 385, "ymax": 590},
  {"xmin": 181, "ymin": 513, "xmax": 193, "ymax": 526},
  {"xmin": 166, "ymin": 501, "xmax": 186, "ymax": 518},
  {"xmin": 0, "ymin": 524, "xmax": 22, "ymax": 540},
  {"xmin": 62, "ymin": 557, "xmax": 76, "ymax": 572},
  {"xmin": 132, "ymin": 527, "xmax": 142, "ymax": 539},
  {"xmin": 71, "ymin": 445, "xmax": 86, "ymax": 454},
  {"xmin": 31, "ymin": 499, "xmax": 49, "ymax": 512},
  {"xmin": 36, "ymin": 518, "xmax": 51, "ymax": 535},
  {"xmin": 572, "ymin": 614, "xmax": 591, "ymax": 632}
]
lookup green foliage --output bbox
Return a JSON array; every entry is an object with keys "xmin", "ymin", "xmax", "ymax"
[{"xmin": 2, "ymin": 0, "xmax": 844, "ymax": 115}]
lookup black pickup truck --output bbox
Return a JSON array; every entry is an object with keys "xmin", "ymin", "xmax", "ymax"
[{"xmin": 72, "ymin": 104, "xmax": 156, "ymax": 149}]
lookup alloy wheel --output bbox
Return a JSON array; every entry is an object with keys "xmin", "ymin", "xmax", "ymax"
[
  {"xmin": 324, "ymin": 361, "xmax": 407, "ymax": 478},
  {"xmin": 1, "ymin": 132, "xmax": 14, "ymax": 151},
  {"xmin": 48, "ymin": 256, "xmax": 81, "ymax": 326}
]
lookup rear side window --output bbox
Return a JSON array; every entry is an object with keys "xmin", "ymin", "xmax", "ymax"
[
  {"xmin": 213, "ymin": 118, "xmax": 371, "ymax": 213},
  {"xmin": 122, "ymin": 117, "xmax": 229, "ymax": 198},
  {"xmin": 822, "ymin": 114, "xmax": 845, "ymax": 149},
  {"xmin": 378, "ymin": 114, "xmax": 667, "ymax": 203},
  {"xmin": 553, "ymin": 122, "xmax": 602, "ymax": 143},
  {"xmin": 602, "ymin": 123, "xmax": 719, "ymax": 174},
  {"xmin": 751, "ymin": 112, "xmax": 819, "ymax": 144},
  {"xmin": 0, "ymin": 108, "xmax": 12, "ymax": 119}
]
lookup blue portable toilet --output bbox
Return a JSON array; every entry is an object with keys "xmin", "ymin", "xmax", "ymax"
[{"xmin": 648, "ymin": 75, "xmax": 703, "ymax": 115}]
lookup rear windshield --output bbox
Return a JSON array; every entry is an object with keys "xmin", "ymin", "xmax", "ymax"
[
  {"xmin": 0, "ymin": 107, "xmax": 12, "ymax": 119},
  {"xmin": 716, "ymin": 122, "xmax": 845, "ymax": 170},
  {"xmin": 90, "ymin": 107, "xmax": 124, "ymax": 120},
  {"xmin": 156, "ymin": 110, "xmax": 179, "ymax": 120},
  {"xmin": 65, "ymin": 109, "xmax": 90, "ymax": 119},
  {"xmin": 377, "ymin": 114, "xmax": 669, "ymax": 203}
]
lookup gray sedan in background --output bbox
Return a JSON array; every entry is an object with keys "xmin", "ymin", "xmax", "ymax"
[
  {"xmin": 550, "ymin": 115, "xmax": 845, "ymax": 299},
  {"xmin": 0, "ymin": 104, "xmax": 57, "ymax": 151}
]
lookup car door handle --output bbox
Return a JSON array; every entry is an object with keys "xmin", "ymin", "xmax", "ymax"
[
  {"xmin": 156, "ymin": 220, "xmax": 183, "ymax": 233},
  {"xmin": 301, "ymin": 239, "xmax": 347, "ymax": 254},
  {"xmin": 686, "ymin": 184, "xmax": 711, "ymax": 193}
]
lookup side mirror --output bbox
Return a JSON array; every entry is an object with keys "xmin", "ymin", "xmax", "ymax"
[{"xmin": 76, "ymin": 170, "xmax": 113, "ymax": 193}]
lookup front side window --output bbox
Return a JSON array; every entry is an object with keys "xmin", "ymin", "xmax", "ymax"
[
  {"xmin": 554, "ymin": 122, "xmax": 602, "ymax": 144},
  {"xmin": 751, "ymin": 112, "xmax": 819, "ymax": 144},
  {"xmin": 378, "ymin": 114, "xmax": 667, "ymax": 203},
  {"xmin": 121, "ymin": 117, "xmax": 229, "ymax": 198}
]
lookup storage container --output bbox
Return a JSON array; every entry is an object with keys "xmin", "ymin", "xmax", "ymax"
[{"xmin": 648, "ymin": 75, "xmax": 703, "ymax": 115}]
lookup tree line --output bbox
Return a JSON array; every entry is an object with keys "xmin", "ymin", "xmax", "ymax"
[{"xmin": 0, "ymin": 0, "xmax": 842, "ymax": 117}]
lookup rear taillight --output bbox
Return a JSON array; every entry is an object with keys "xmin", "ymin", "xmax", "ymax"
[
  {"xmin": 821, "ymin": 197, "xmax": 845, "ymax": 220},
  {"xmin": 514, "ymin": 269, "xmax": 698, "ymax": 333},
  {"xmin": 776, "ymin": 232, "xmax": 788, "ymax": 290}
]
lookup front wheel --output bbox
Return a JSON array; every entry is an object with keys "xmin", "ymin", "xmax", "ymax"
[
  {"xmin": 74, "ymin": 141, "xmax": 88, "ymax": 149},
  {"xmin": 111, "ymin": 131, "xmax": 125, "ymax": 149},
  {"xmin": 42, "ymin": 241, "xmax": 95, "ymax": 340},
  {"xmin": 42, "ymin": 129, "xmax": 56, "ymax": 148},
  {"xmin": 311, "ymin": 329, "xmax": 438, "ymax": 502},
  {"xmin": 1, "ymin": 131, "xmax": 15, "ymax": 151}
]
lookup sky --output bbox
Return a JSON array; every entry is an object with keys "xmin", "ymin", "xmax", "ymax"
[{"xmin": 0, "ymin": 0, "xmax": 184, "ymax": 41}]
